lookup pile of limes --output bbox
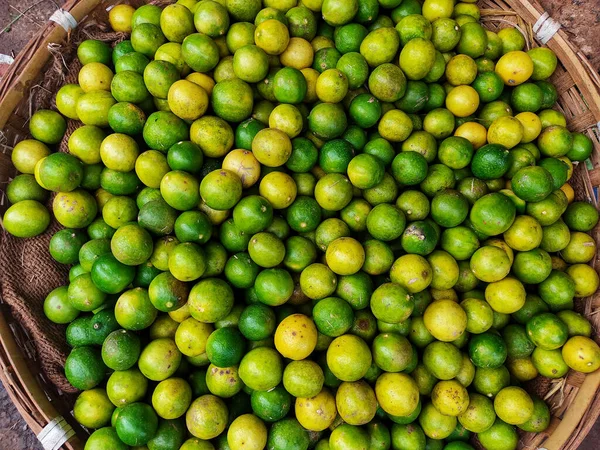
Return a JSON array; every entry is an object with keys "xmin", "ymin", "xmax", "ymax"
[{"xmin": 3, "ymin": 0, "xmax": 600, "ymax": 449}]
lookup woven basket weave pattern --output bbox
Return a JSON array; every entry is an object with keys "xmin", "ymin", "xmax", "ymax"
[{"xmin": 0, "ymin": 1, "xmax": 599, "ymax": 449}]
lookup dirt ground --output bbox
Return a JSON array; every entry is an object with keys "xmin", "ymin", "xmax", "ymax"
[
  {"xmin": 542, "ymin": 0, "xmax": 600, "ymax": 71},
  {"xmin": 0, "ymin": 0, "xmax": 599, "ymax": 450}
]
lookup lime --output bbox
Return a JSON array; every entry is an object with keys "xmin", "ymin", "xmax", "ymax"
[
  {"xmin": 399, "ymin": 38, "xmax": 436, "ymax": 80},
  {"xmin": 348, "ymin": 94, "xmax": 381, "ymax": 128},
  {"xmin": 391, "ymin": 151, "xmax": 429, "ymax": 186},
  {"xmin": 567, "ymin": 132, "xmax": 593, "ymax": 161},
  {"xmin": 423, "ymin": 107, "xmax": 455, "ymax": 139},
  {"xmin": 182, "ymin": 33, "xmax": 220, "ymax": 72},
  {"xmin": 431, "ymin": 189, "xmax": 469, "ymax": 228},
  {"xmin": 468, "ymin": 332, "xmax": 507, "ymax": 369},
  {"xmin": 108, "ymin": 103, "xmax": 146, "ymax": 136},
  {"xmin": 527, "ymin": 47, "xmax": 558, "ymax": 80},
  {"xmin": 438, "ymin": 136, "xmax": 474, "ymax": 170},
  {"xmin": 365, "ymin": 204, "xmax": 405, "ymax": 242}
]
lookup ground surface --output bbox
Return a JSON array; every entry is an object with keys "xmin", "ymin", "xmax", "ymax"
[{"xmin": 0, "ymin": 0, "xmax": 599, "ymax": 449}]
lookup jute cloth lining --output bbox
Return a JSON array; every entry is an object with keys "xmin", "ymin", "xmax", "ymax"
[{"xmin": 0, "ymin": 20, "xmax": 127, "ymax": 394}]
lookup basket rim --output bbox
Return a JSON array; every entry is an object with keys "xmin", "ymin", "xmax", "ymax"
[{"xmin": 0, "ymin": 1, "xmax": 599, "ymax": 450}]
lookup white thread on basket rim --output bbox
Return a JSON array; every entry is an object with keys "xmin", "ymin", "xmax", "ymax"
[
  {"xmin": 0, "ymin": 54, "xmax": 14, "ymax": 64},
  {"xmin": 533, "ymin": 11, "xmax": 561, "ymax": 44},
  {"xmin": 49, "ymin": 9, "xmax": 78, "ymax": 32},
  {"xmin": 37, "ymin": 416, "xmax": 76, "ymax": 450}
]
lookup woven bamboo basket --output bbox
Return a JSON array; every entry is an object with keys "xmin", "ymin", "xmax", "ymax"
[{"xmin": 0, "ymin": 0, "xmax": 599, "ymax": 449}]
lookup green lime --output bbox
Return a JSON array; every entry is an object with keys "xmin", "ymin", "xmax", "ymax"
[
  {"xmin": 400, "ymin": 220, "xmax": 438, "ymax": 256},
  {"xmin": 44, "ymin": 286, "xmax": 80, "ymax": 324},
  {"xmin": 65, "ymin": 346, "xmax": 108, "ymax": 390},
  {"xmin": 115, "ymin": 51, "xmax": 150, "ymax": 74},
  {"xmin": 526, "ymin": 312, "xmax": 569, "ymax": 350},
  {"xmin": 457, "ymin": 22, "xmax": 487, "ymax": 58},
  {"xmin": 313, "ymin": 297, "xmax": 354, "ymax": 337},
  {"xmin": 308, "ymin": 102, "xmax": 348, "ymax": 140},
  {"xmin": 49, "ymin": 229, "xmax": 88, "ymax": 265},
  {"xmin": 513, "ymin": 248, "xmax": 552, "ymax": 284},
  {"xmin": 349, "ymin": 94, "xmax": 382, "ymax": 128},
  {"xmin": 114, "ymin": 40, "xmax": 136, "ymax": 67},
  {"xmin": 535, "ymin": 80, "xmax": 558, "ymax": 110},
  {"xmin": 420, "ymin": 164, "xmax": 455, "ymax": 197},
  {"xmin": 469, "ymin": 193, "xmax": 516, "ymax": 236},
  {"xmin": 102, "ymin": 329, "xmax": 141, "ymax": 371},
  {"xmin": 538, "ymin": 269, "xmax": 576, "ymax": 311},
  {"xmin": 395, "ymin": 191, "xmax": 429, "ymax": 223},
  {"xmin": 440, "ymin": 226, "xmax": 479, "ymax": 261},
  {"xmin": 91, "ymin": 253, "xmax": 136, "ymax": 295},
  {"xmin": 166, "ymin": 141, "xmax": 203, "ymax": 173},
  {"xmin": 239, "ymin": 304, "xmax": 277, "ymax": 341},
  {"xmin": 501, "ymin": 324, "xmax": 535, "ymax": 359},
  {"xmin": 248, "ymin": 232, "xmax": 285, "ymax": 268},
  {"xmin": 111, "ymin": 223, "xmax": 153, "ymax": 266},
  {"xmin": 131, "ymin": 22, "xmax": 166, "ymax": 57},
  {"xmin": 526, "ymin": 189, "xmax": 568, "ymax": 226},
  {"xmin": 468, "ymin": 332, "xmax": 507, "ymax": 368},
  {"xmin": 431, "ymin": 189, "xmax": 469, "ymax": 228},
  {"xmin": 313, "ymin": 47, "xmax": 342, "ymax": 73},
  {"xmin": 364, "ymin": 204, "xmax": 405, "ymax": 241},
  {"xmin": 107, "ymin": 103, "xmax": 146, "ymax": 136},
  {"xmin": 236, "ymin": 118, "xmax": 267, "ymax": 151},
  {"xmin": 225, "ymin": 252, "xmax": 260, "ymax": 288},
  {"xmin": 423, "ymin": 341, "xmax": 462, "ymax": 380},
  {"xmin": 286, "ymin": 137, "xmax": 318, "ymax": 173},
  {"xmin": 368, "ymin": 64, "xmax": 407, "ymax": 103},
  {"xmin": 511, "ymin": 165, "xmax": 554, "ymax": 202},
  {"xmin": 472, "ymin": 366, "xmax": 510, "ymax": 397},
  {"xmin": 87, "ymin": 427, "xmax": 129, "ymax": 450},
  {"xmin": 76, "ymin": 90, "xmax": 117, "ymax": 127},
  {"xmin": 472, "ymin": 72, "xmax": 504, "ymax": 103},
  {"xmin": 564, "ymin": 201, "xmax": 599, "ymax": 232},
  {"xmin": 390, "ymin": 152, "xmax": 428, "ymax": 187},
  {"xmin": 286, "ymin": 196, "xmax": 322, "ymax": 232},
  {"xmin": 115, "ymin": 402, "xmax": 159, "ymax": 446},
  {"xmin": 233, "ymin": 195, "xmax": 274, "ymax": 234},
  {"xmin": 29, "ymin": 109, "xmax": 66, "ymax": 144},
  {"xmin": 336, "ymin": 52, "xmax": 370, "ymax": 90},
  {"xmin": 287, "ymin": 6, "xmax": 317, "ymax": 39},
  {"xmin": 567, "ymin": 132, "xmax": 593, "ymax": 161},
  {"xmin": 206, "ymin": 327, "xmax": 246, "ymax": 367},
  {"xmin": 168, "ymin": 243, "xmax": 207, "ymax": 282},
  {"xmin": 37, "ymin": 153, "xmax": 83, "ymax": 192},
  {"xmin": 423, "ymin": 108, "xmax": 455, "ymax": 139},
  {"xmin": 182, "ymin": 33, "xmax": 220, "ymax": 72},
  {"xmin": 477, "ymin": 419, "xmax": 518, "ymax": 450},
  {"xmin": 471, "ymin": 144, "xmax": 510, "ymax": 180},
  {"xmin": 212, "ymin": 78, "xmax": 254, "ymax": 122},
  {"xmin": 438, "ymin": 136, "xmax": 474, "ymax": 170},
  {"xmin": 538, "ymin": 125, "xmax": 573, "ymax": 157},
  {"xmin": 188, "ymin": 278, "xmax": 234, "ymax": 323},
  {"xmin": 335, "ymin": 271, "xmax": 373, "ymax": 310},
  {"xmin": 511, "ymin": 82, "xmax": 543, "ymax": 113},
  {"xmin": 251, "ymin": 385, "xmax": 291, "ymax": 422},
  {"xmin": 143, "ymin": 111, "xmax": 189, "ymax": 152},
  {"xmin": 423, "ymin": 82, "xmax": 446, "ymax": 110},
  {"xmin": 430, "ymin": 18, "xmax": 460, "ymax": 51},
  {"xmin": 335, "ymin": 23, "xmax": 369, "ymax": 53}
]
